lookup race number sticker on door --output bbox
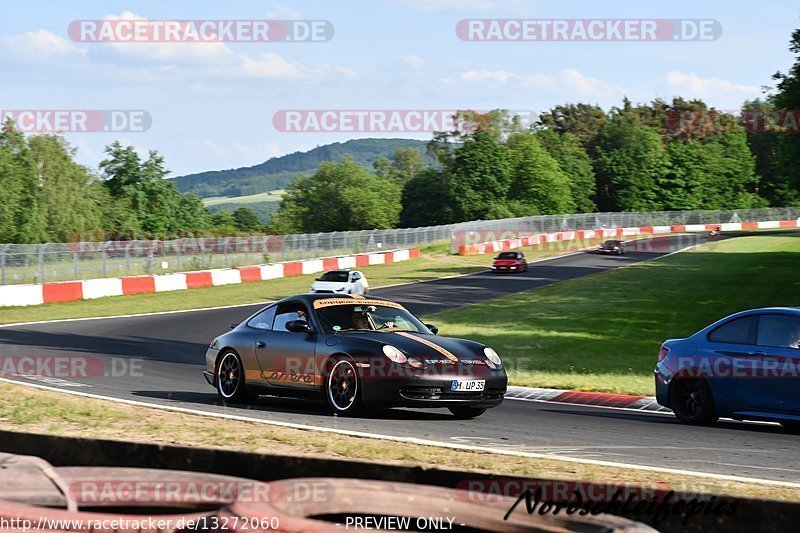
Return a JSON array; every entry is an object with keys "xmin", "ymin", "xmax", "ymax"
[{"xmin": 451, "ymin": 379, "xmax": 485, "ymax": 392}]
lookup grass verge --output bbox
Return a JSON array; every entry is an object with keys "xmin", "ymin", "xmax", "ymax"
[
  {"xmin": 1, "ymin": 381, "xmax": 797, "ymax": 501},
  {"xmin": 429, "ymin": 233, "xmax": 800, "ymax": 395},
  {"xmin": 0, "ymin": 236, "xmax": 610, "ymax": 326}
]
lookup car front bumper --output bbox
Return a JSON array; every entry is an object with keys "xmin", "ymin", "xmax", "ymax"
[
  {"xmin": 359, "ymin": 364, "xmax": 508, "ymax": 408},
  {"xmin": 203, "ymin": 347, "xmax": 219, "ymax": 386}
]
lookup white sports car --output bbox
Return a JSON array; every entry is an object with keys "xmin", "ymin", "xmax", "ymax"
[{"xmin": 310, "ymin": 270, "xmax": 369, "ymax": 295}]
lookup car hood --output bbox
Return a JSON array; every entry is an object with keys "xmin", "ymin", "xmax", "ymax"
[
  {"xmin": 493, "ymin": 259, "xmax": 518, "ymax": 265},
  {"xmin": 311, "ymin": 281, "xmax": 348, "ymax": 290},
  {"xmin": 339, "ymin": 330, "xmax": 488, "ymax": 362}
]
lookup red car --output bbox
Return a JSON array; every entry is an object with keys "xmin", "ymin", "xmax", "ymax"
[{"xmin": 491, "ymin": 251, "xmax": 527, "ymax": 273}]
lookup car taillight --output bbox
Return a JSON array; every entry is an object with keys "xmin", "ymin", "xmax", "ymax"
[{"xmin": 658, "ymin": 346, "xmax": 669, "ymax": 361}]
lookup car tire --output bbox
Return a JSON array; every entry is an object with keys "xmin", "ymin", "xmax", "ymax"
[
  {"xmin": 216, "ymin": 350, "xmax": 258, "ymax": 404},
  {"xmin": 448, "ymin": 406, "xmax": 487, "ymax": 419},
  {"xmin": 325, "ymin": 357, "xmax": 363, "ymax": 416},
  {"xmin": 669, "ymin": 378, "xmax": 717, "ymax": 425}
]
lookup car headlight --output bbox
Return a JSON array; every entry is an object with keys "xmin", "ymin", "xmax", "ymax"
[
  {"xmin": 382, "ymin": 345, "xmax": 407, "ymax": 364},
  {"xmin": 483, "ymin": 347, "xmax": 502, "ymax": 366}
]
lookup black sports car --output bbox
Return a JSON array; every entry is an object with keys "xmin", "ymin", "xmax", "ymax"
[
  {"xmin": 597, "ymin": 239, "xmax": 625, "ymax": 255},
  {"xmin": 204, "ymin": 294, "xmax": 507, "ymax": 418}
]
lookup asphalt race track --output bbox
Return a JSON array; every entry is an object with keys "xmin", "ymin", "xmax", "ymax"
[{"xmin": 2, "ymin": 232, "xmax": 799, "ymax": 485}]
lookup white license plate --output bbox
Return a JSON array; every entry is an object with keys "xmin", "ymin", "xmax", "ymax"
[{"xmin": 450, "ymin": 379, "xmax": 485, "ymax": 392}]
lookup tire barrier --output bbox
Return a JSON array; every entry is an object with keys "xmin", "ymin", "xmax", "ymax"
[
  {"xmin": 0, "ymin": 452, "xmax": 655, "ymax": 532},
  {"xmin": 1, "ymin": 431, "xmax": 799, "ymax": 532}
]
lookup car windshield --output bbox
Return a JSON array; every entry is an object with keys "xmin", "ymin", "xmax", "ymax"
[
  {"xmin": 318, "ymin": 271, "xmax": 350, "ymax": 282},
  {"xmin": 603, "ymin": 240, "xmax": 620, "ymax": 246},
  {"xmin": 497, "ymin": 252, "xmax": 518, "ymax": 259},
  {"xmin": 316, "ymin": 303, "xmax": 430, "ymax": 334}
]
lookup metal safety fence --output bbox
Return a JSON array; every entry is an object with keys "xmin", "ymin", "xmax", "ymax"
[{"xmin": 1, "ymin": 207, "xmax": 798, "ymax": 285}]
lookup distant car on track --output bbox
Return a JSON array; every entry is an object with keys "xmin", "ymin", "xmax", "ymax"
[
  {"xmin": 310, "ymin": 269, "xmax": 368, "ymax": 295},
  {"xmin": 204, "ymin": 294, "xmax": 508, "ymax": 418},
  {"xmin": 655, "ymin": 307, "xmax": 800, "ymax": 429},
  {"xmin": 597, "ymin": 239, "xmax": 625, "ymax": 255},
  {"xmin": 491, "ymin": 251, "xmax": 527, "ymax": 273}
]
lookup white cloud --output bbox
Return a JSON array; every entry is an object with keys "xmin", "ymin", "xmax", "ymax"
[
  {"xmin": 81, "ymin": 11, "xmax": 357, "ymax": 82},
  {"xmin": 458, "ymin": 67, "xmax": 621, "ymax": 96},
  {"xmin": 2, "ymin": 30, "xmax": 87, "ymax": 62},
  {"xmin": 664, "ymin": 71, "xmax": 761, "ymax": 99},
  {"xmin": 265, "ymin": 4, "xmax": 302, "ymax": 19},
  {"xmin": 403, "ymin": 54, "xmax": 425, "ymax": 70},
  {"xmin": 369, "ymin": 0, "xmax": 528, "ymax": 12},
  {"xmin": 235, "ymin": 52, "xmax": 358, "ymax": 80},
  {"xmin": 97, "ymin": 11, "xmax": 233, "ymax": 64}
]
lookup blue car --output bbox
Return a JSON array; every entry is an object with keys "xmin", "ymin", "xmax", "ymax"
[{"xmin": 655, "ymin": 307, "xmax": 800, "ymax": 428}]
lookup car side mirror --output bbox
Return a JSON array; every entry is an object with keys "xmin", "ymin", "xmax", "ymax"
[
  {"xmin": 426, "ymin": 324, "xmax": 439, "ymax": 335},
  {"xmin": 228, "ymin": 323, "xmax": 239, "ymax": 329},
  {"xmin": 286, "ymin": 320, "xmax": 313, "ymax": 333}
]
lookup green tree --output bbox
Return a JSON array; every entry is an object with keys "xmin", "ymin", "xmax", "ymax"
[
  {"xmin": 100, "ymin": 141, "xmax": 205, "ymax": 235},
  {"xmin": 232, "ymin": 207, "xmax": 264, "ymax": 232},
  {"xmin": 506, "ymin": 132, "xmax": 575, "ymax": 215},
  {"xmin": 766, "ymin": 28, "xmax": 800, "ymax": 205},
  {"xmin": 212, "ymin": 211, "xmax": 238, "ymax": 233},
  {"xmin": 174, "ymin": 193, "xmax": 213, "ymax": 233},
  {"xmin": 535, "ymin": 130, "xmax": 596, "ymax": 212},
  {"xmin": 448, "ymin": 130, "xmax": 511, "ymax": 221},
  {"xmin": 399, "ymin": 169, "xmax": 456, "ymax": 227},
  {"xmin": 0, "ymin": 120, "xmax": 46, "ymax": 243},
  {"xmin": 270, "ymin": 159, "xmax": 401, "ymax": 233},
  {"xmin": 373, "ymin": 147, "xmax": 425, "ymax": 186},
  {"xmin": 538, "ymin": 103, "xmax": 607, "ymax": 154},
  {"xmin": 594, "ymin": 119, "xmax": 669, "ymax": 211},
  {"xmin": 28, "ymin": 135, "xmax": 106, "ymax": 242}
]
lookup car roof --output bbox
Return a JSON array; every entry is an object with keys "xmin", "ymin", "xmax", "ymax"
[
  {"xmin": 276, "ymin": 293, "xmax": 392, "ymax": 305},
  {"xmin": 697, "ymin": 307, "xmax": 800, "ymax": 333},
  {"xmin": 732, "ymin": 307, "xmax": 800, "ymax": 315}
]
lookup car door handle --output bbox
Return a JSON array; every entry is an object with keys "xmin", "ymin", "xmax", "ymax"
[
  {"xmin": 747, "ymin": 350, "xmax": 765, "ymax": 356},
  {"xmin": 256, "ymin": 341, "xmax": 266, "ymax": 348}
]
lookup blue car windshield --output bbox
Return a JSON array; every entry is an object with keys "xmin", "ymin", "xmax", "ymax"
[{"xmin": 316, "ymin": 304, "xmax": 430, "ymax": 334}]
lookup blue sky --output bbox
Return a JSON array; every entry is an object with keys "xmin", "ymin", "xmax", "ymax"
[{"xmin": 1, "ymin": 0, "xmax": 797, "ymax": 177}]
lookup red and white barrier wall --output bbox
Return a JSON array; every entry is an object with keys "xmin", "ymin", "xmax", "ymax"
[
  {"xmin": 0, "ymin": 248, "xmax": 421, "ymax": 308},
  {"xmin": 456, "ymin": 219, "xmax": 800, "ymax": 255}
]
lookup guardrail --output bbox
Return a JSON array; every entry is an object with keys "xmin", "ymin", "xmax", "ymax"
[
  {"xmin": 0, "ymin": 207, "xmax": 798, "ymax": 285},
  {"xmin": 0, "ymin": 248, "xmax": 420, "ymax": 308},
  {"xmin": 456, "ymin": 219, "xmax": 800, "ymax": 255}
]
